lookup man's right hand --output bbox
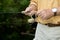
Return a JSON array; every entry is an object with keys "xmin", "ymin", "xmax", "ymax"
[{"xmin": 22, "ymin": 5, "xmax": 37, "ymax": 16}]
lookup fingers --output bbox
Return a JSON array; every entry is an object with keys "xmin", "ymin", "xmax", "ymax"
[
  {"xmin": 22, "ymin": 6, "xmax": 36, "ymax": 16},
  {"xmin": 40, "ymin": 13, "xmax": 47, "ymax": 20},
  {"xmin": 21, "ymin": 7, "xmax": 32, "ymax": 16},
  {"xmin": 22, "ymin": 10, "xmax": 36, "ymax": 17},
  {"xmin": 37, "ymin": 9, "xmax": 48, "ymax": 20},
  {"xmin": 36, "ymin": 10, "xmax": 43, "ymax": 16},
  {"xmin": 27, "ymin": 10, "xmax": 36, "ymax": 16},
  {"xmin": 21, "ymin": 11, "xmax": 30, "ymax": 15}
]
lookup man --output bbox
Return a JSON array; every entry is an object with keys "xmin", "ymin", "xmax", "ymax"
[{"xmin": 24, "ymin": 0, "xmax": 60, "ymax": 40}]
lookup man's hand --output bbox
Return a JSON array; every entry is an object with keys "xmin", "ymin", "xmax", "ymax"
[
  {"xmin": 37, "ymin": 9, "xmax": 54, "ymax": 20},
  {"xmin": 23, "ymin": 5, "xmax": 37, "ymax": 16}
]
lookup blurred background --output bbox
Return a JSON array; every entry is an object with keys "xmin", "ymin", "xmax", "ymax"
[{"xmin": 0, "ymin": 0, "xmax": 37, "ymax": 40}]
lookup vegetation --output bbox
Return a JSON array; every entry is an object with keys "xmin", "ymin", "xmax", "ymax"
[{"xmin": 0, "ymin": 0, "xmax": 37, "ymax": 40}]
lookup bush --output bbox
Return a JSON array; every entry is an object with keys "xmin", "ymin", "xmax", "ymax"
[{"xmin": 0, "ymin": 0, "xmax": 36, "ymax": 40}]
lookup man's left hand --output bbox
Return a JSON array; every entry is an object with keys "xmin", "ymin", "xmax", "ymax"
[{"xmin": 37, "ymin": 9, "xmax": 54, "ymax": 20}]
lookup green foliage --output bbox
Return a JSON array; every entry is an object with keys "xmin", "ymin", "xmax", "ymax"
[
  {"xmin": 0, "ymin": 0, "xmax": 30, "ymax": 12},
  {"xmin": 20, "ymin": 0, "xmax": 30, "ymax": 11},
  {"xmin": 0, "ymin": 0, "xmax": 34, "ymax": 40}
]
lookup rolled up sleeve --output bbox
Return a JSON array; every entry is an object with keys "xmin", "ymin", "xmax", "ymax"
[{"xmin": 30, "ymin": 0, "xmax": 38, "ymax": 7}]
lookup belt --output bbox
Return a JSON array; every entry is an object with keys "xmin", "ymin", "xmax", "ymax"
[
  {"xmin": 32, "ymin": 14, "xmax": 60, "ymax": 27},
  {"xmin": 45, "ymin": 23, "xmax": 60, "ymax": 27}
]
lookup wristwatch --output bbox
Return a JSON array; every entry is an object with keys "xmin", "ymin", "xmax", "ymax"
[{"xmin": 52, "ymin": 8, "xmax": 58, "ymax": 16}]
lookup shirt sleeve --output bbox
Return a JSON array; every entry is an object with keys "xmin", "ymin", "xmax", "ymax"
[{"xmin": 30, "ymin": 0, "xmax": 38, "ymax": 7}]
